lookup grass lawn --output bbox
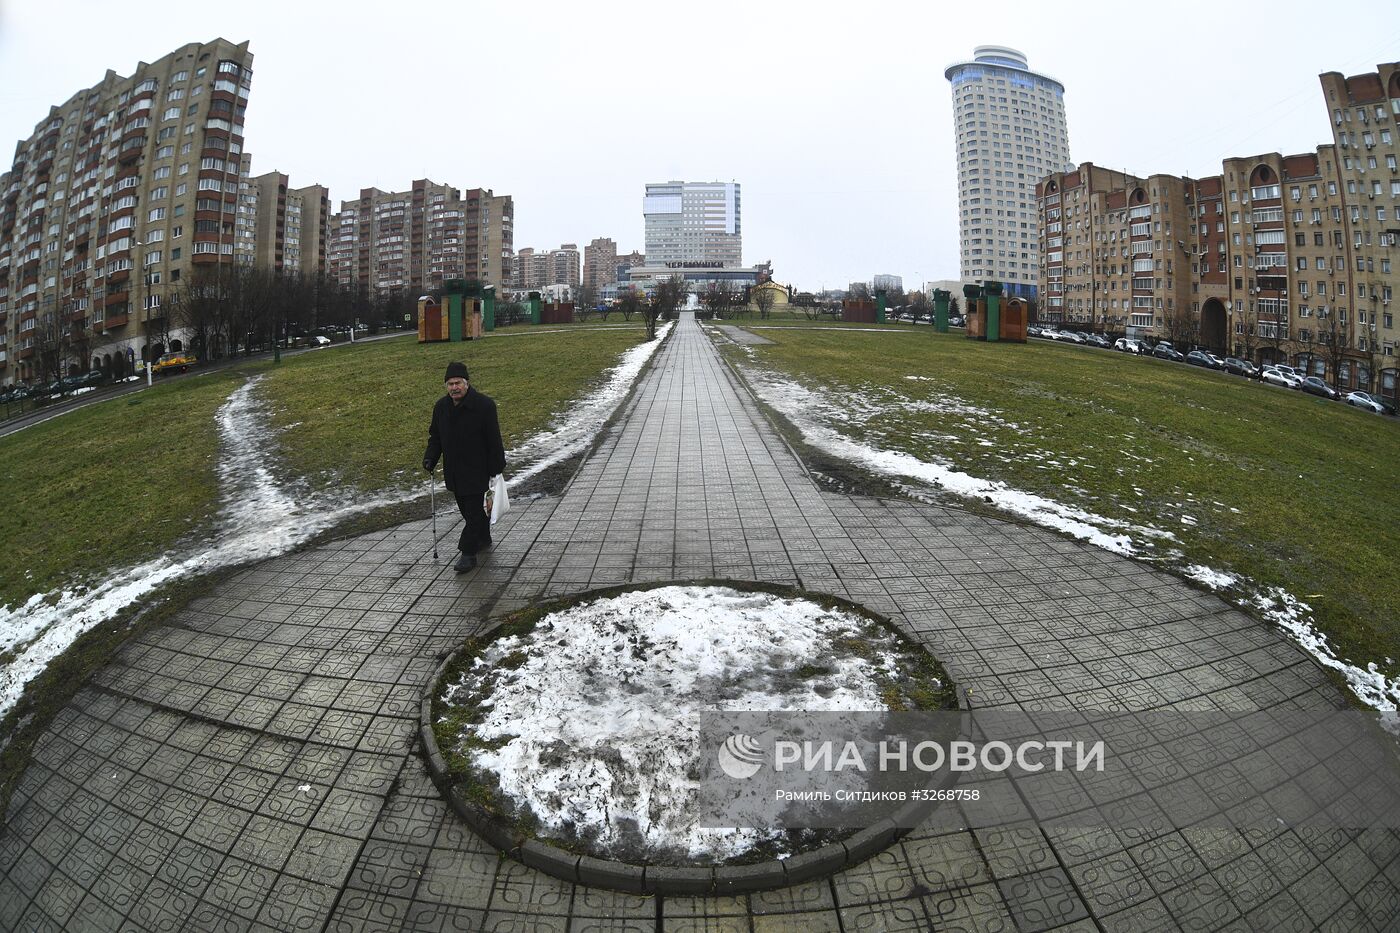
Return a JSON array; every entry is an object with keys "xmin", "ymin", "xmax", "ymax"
[
  {"xmin": 724, "ymin": 325, "xmax": 1400, "ymax": 682},
  {"xmin": 0, "ymin": 368, "xmax": 262, "ymax": 610},
  {"xmin": 0, "ymin": 325, "xmax": 650, "ymax": 611},
  {"xmin": 722, "ymin": 310, "xmax": 925, "ymax": 328},
  {"xmin": 257, "ymin": 325, "xmax": 648, "ymax": 494}
]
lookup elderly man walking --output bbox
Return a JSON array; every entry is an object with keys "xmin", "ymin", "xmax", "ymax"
[{"xmin": 423, "ymin": 362, "xmax": 506, "ymax": 572}]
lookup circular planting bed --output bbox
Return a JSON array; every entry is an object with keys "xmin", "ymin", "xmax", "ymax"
[{"xmin": 421, "ymin": 581, "xmax": 959, "ymax": 894}]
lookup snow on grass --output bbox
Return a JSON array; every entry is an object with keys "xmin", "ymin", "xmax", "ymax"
[
  {"xmin": 504, "ymin": 321, "xmax": 673, "ymax": 490},
  {"xmin": 741, "ymin": 362, "xmax": 1400, "ymax": 713},
  {"xmin": 740, "ymin": 365, "xmax": 1170, "ymax": 556},
  {"xmin": 1184, "ymin": 565, "xmax": 1241, "ymax": 591},
  {"xmin": 0, "ymin": 376, "xmax": 422, "ymax": 718},
  {"xmin": 1247, "ymin": 586, "xmax": 1400, "ymax": 712},
  {"xmin": 0, "ymin": 331, "xmax": 671, "ymax": 720},
  {"xmin": 441, "ymin": 585, "xmax": 904, "ymax": 862}
]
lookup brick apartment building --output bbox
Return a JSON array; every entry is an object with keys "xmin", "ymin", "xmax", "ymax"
[
  {"xmin": 327, "ymin": 181, "xmax": 512, "ymax": 296},
  {"xmin": 1037, "ymin": 61, "xmax": 1399, "ymax": 402},
  {"xmin": 0, "ymin": 38, "xmax": 255, "ymax": 383}
]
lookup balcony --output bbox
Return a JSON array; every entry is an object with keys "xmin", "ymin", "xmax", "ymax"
[{"xmin": 103, "ymin": 313, "xmax": 128, "ymax": 328}]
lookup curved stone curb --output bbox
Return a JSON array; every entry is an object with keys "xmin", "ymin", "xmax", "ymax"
[{"xmin": 418, "ymin": 585, "xmax": 971, "ymax": 895}]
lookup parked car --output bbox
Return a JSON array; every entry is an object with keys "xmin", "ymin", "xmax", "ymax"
[
  {"xmin": 1083, "ymin": 334, "xmax": 1112, "ymax": 348},
  {"xmin": 1301, "ymin": 376, "xmax": 1340, "ymax": 400},
  {"xmin": 312, "ymin": 335, "xmax": 331, "ymax": 347},
  {"xmin": 1261, "ymin": 366, "xmax": 1303, "ymax": 389},
  {"xmin": 1223, "ymin": 357, "xmax": 1259, "ymax": 378},
  {"xmin": 1153, "ymin": 343, "xmax": 1185, "ymax": 361},
  {"xmin": 948, "ymin": 314, "xmax": 965, "ymax": 327},
  {"xmin": 1114, "ymin": 337, "xmax": 1144, "ymax": 353},
  {"xmin": 1344, "ymin": 390, "xmax": 1386, "ymax": 414},
  {"xmin": 1186, "ymin": 350, "xmax": 1224, "ymax": 369},
  {"xmin": 152, "ymin": 350, "xmax": 197, "ymax": 377}
]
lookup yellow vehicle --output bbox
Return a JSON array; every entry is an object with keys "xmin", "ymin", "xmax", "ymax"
[{"xmin": 151, "ymin": 350, "xmax": 196, "ymax": 377}]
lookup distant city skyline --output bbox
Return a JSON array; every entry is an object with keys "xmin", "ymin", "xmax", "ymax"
[{"xmin": 1, "ymin": 0, "xmax": 1396, "ymax": 289}]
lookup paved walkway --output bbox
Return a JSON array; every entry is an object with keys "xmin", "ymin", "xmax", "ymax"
[{"xmin": 2, "ymin": 314, "xmax": 1396, "ymax": 931}]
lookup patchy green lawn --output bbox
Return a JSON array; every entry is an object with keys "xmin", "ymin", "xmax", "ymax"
[
  {"xmin": 256, "ymin": 326, "xmax": 648, "ymax": 493},
  {"xmin": 0, "ymin": 369, "xmax": 261, "ymax": 610},
  {"xmin": 0, "ymin": 326, "xmax": 650, "ymax": 612},
  {"xmin": 725, "ymin": 326, "xmax": 1400, "ymax": 684}
]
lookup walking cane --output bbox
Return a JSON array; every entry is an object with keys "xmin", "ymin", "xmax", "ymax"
[{"xmin": 428, "ymin": 467, "xmax": 439, "ymax": 560}]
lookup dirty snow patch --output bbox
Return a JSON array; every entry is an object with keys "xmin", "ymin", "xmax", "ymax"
[
  {"xmin": 740, "ymin": 366, "xmax": 1168, "ymax": 556},
  {"xmin": 1184, "ymin": 565, "xmax": 1240, "ymax": 591},
  {"xmin": 441, "ymin": 585, "xmax": 905, "ymax": 862},
  {"xmin": 1248, "ymin": 587, "xmax": 1400, "ymax": 713}
]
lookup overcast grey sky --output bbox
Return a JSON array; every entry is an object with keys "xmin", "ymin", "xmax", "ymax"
[{"xmin": 2, "ymin": 0, "xmax": 1397, "ymax": 291}]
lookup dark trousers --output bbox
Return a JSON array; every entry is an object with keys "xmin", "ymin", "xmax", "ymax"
[{"xmin": 452, "ymin": 482, "xmax": 491, "ymax": 554}]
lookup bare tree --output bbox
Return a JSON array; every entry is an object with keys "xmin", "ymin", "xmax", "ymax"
[
  {"xmin": 616, "ymin": 290, "xmax": 643, "ymax": 323},
  {"xmin": 576, "ymin": 284, "xmax": 599, "ymax": 319},
  {"xmin": 645, "ymin": 276, "xmax": 687, "ymax": 339},
  {"xmin": 1164, "ymin": 301, "xmax": 1198, "ymax": 348},
  {"xmin": 33, "ymin": 307, "xmax": 70, "ymax": 388},
  {"xmin": 753, "ymin": 284, "xmax": 777, "ymax": 320},
  {"xmin": 701, "ymin": 279, "xmax": 738, "ymax": 319},
  {"xmin": 1319, "ymin": 306, "xmax": 1351, "ymax": 385},
  {"xmin": 906, "ymin": 290, "xmax": 930, "ymax": 323}
]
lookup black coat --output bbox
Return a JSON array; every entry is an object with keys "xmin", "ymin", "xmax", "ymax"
[{"xmin": 424, "ymin": 388, "xmax": 506, "ymax": 493}]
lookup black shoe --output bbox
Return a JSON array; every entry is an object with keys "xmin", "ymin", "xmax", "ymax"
[{"xmin": 453, "ymin": 553, "xmax": 477, "ymax": 573}]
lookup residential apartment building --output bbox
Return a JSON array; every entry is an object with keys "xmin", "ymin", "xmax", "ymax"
[
  {"xmin": 1035, "ymin": 61, "xmax": 1399, "ymax": 401},
  {"xmin": 1037, "ymin": 164, "xmax": 1193, "ymax": 339},
  {"xmin": 327, "ymin": 180, "xmax": 512, "ymax": 295},
  {"xmin": 616, "ymin": 250, "xmax": 645, "ymax": 282},
  {"xmin": 233, "ymin": 152, "xmax": 257, "ymax": 266},
  {"xmin": 583, "ymin": 237, "xmax": 617, "ymax": 291},
  {"xmin": 0, "ymin": 38, "xmax": 254, "ymax": 384},
  {"xmin": 1320, "ymin": 65, "xmax": 1399, "ymax": 397},
  {"xmin": 511, "ymin": 243, "xmax": 580, "ymax": 290},
  {"xmin": 643, "ymin": 181, "xmax": 741, "ymax": 265},
  {"xmin": 872, "ymin": 274, "xmax": 903, "ymax": 292},
  {"xmin": 248, "ymin": 170, "xmax": 330, "ymax": 276},
  {"xmin": 945, "ymin": 46, "xmax": 1073, "ymax": 298}
]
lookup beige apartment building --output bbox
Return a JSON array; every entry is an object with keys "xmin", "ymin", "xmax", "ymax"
[
  {"xmin": 1320, "ymin": 65, "xmax": 1399, "ymax": 399},
  {"xmin": 512, "ymin": 243, "xmax": 581, "ymax": 290},
  {"xmin": 1039, "ymin": 164, "xmax": 1193, "ymax": 337},
  {"xmin": 0, "ymin": 38, "xmax": 254, "ymax": 384},
  {"xmin": 583, "ymin": 237, "xmax": 617, "ymax": 291},
  {"xmin": 327, "ymin": 180, "xmax": 512, "ymax": 296},
  {"xmin": 1037, "ymin": 61, "xmax": 1399, "ymax": 402},
  {"xmin": 248, "ymin": 170, "xmax": 329, "ymax": 275}
]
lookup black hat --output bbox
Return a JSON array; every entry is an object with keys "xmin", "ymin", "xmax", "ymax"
[{"xmin": 444, "ymin": 362, "xmax": 469, "ymax": 382}]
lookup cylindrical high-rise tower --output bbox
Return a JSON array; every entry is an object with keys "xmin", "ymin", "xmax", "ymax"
[{"xmin": 945, "ymin": 46, "xmax": 1072, "ymax": 298}]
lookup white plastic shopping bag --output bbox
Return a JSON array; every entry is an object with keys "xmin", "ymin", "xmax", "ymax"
[{"xmin": 486, "ymin": 474, "xmax": 510, "ymax": 525}]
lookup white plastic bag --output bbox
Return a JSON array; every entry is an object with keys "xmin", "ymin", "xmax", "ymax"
[{"xmin": 486, "ymin": 474, "xmax": 510, "ymax": 525}]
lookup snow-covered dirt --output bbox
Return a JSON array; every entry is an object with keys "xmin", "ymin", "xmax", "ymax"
[{"xmin": 440, "ymin": 585, "xmax": 912, "ymax": 862}]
